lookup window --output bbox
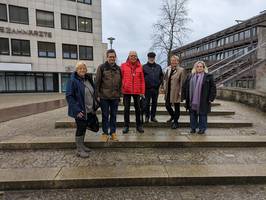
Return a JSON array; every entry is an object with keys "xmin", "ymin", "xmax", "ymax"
[
  {"xmin": 9, "ymin": 5, "xmax": 29, "ymax": 24},
  {"xmin": 0, "ymin": 38, "xmax": 9, "ymax": 55},
  {"xmin": 79, "ymin": 46, "xmax": 93, "ymax": 60},
  {"xmin": 62, "ymin": 44, "xmax": 78, "ymax": 59},
  {"xmin": 252, "ymin": 27, "xmax": 257, "ymax": 37},
  {"xmin": 229, "ymin": 35, "xmax": 234, "ymax": 43},
  {"xmin": 225, "ymin": 37, "xmax": 229, "ymax": 44},
  {"xmin": 36, "ymin": 10, "xmax": 54, "ymax": 28},
  {"xmin": 38, "ymin": 42, "xmax": 56, "ymax": 58},
  {"xmin": 78, "ymin": 17, "xmax": 92, "ymax": 33},
  {"xmin": 61, "ymin": 14, "xmax": 76, "ymax": 31},
  {"xmin": 244, "ymin": 30, "xmax": 251, "ymax": 39},
  {"xmin": 239, "ymin": 32, "xmax": 244, "ymax": 40},
  {"xmin": 234, "ymin": 33, "xmax": 239, "ymax": 42},
  {"xmin": 11, "ymin": 39, "xmax": 30, "ymax": 56},
  {"xmin": 0, "ymin": 4, "xmax": 7, "ymax": 21},
  {"xmin": 77, "ymin": 0, "xmax": 92, "ymax": 5}
]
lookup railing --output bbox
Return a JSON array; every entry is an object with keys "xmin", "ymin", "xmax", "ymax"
[{"xmin": 209, "ymin": 42, "xmax": 266, "ymax": 86}]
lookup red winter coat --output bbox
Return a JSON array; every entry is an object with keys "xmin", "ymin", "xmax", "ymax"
[{"xmin": 121, "ymin": 59, "xmax": 145, "ymax": 95}]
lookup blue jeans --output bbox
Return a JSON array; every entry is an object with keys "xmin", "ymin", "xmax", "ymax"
[
  {"xmin": 190, "ymin": 110, "xmax": 208, "ymax": 131},
  {"xmin": 100, "ymin": 99, "xmax": 119, "ymax": 135}
]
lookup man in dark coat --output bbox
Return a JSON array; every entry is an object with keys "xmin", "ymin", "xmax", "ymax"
[
  {"xmin": 143, "ymin": 52, "xmax": 163, "ymax": 123},
  {"xmin": 95, "ymin": 49, "xmax": 122, "ymax": 142}
]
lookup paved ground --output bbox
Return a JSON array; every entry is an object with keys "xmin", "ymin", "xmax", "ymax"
[
  {"xmin": 0, "ymin": 99, "xmax": 265, "ymax": 142},
  {"xmin": 0, "ymin": 98, "xmax": 265, "ymax": 199},
  {"xmin": 4, "ymin": 185, "xmax": 266, "ymax": 200},
  {"xmin": 0, "ymin": 147, "xmax": 266, "ymax": 169},
  {"xmin": 0, "ymin": 93, "xmax": 64, "ymax": 109}
]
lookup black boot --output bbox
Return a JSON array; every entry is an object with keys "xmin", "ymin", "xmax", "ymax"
[
  {"xmin": 136, "ymin": 126, "xmax": 144, "ymax": 133},
  {"xmin": 151, "ymin": 118, "xmax": 158, "ymax": 123},
  {"xmin": 190, "ymin": 129, "xmax": 196, "ymax": 134},
  {"xmin": 123, "ymin": 126, "xmax": 129, "ymax": 134},
  {"xmin": 171, "ymin": 122, "xmax": 179, "ymax": 129},
  {"xmin": 198, "ymin": 130, "xmax": 206, "ymax": 135}
]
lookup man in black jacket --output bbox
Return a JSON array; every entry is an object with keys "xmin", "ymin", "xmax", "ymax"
[{"xmin": 143, "ymin": 52, "xmax": 164, "ymax": 123}]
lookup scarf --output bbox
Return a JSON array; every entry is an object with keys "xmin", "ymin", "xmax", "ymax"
[{"xmin": 190, "ymin": 72, "xmax": 204, "ymax": 113}]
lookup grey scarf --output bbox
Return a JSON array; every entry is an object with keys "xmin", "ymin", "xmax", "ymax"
[{"xmin": 84, "ymin": 80, "xmax": 94, "ymax": 114}]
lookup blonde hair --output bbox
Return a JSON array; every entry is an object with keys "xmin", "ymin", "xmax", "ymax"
[
  {"xmin": 171, "ymin": 55, "xmax": 180, "ymax": 62},
  {"xmin": 191, "ymin": 61, "xmax": 208, "ymax": 74},
  {"xmin": 75, "ymin": 61, "xmax": 87, "ymax": 71}
]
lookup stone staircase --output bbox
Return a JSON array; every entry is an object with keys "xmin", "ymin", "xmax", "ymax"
[{"xmin": 1, "ymin": 99, "xmax": 266, "ymax": 192}]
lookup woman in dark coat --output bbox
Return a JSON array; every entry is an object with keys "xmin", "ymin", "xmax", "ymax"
[
  {"xmin": 66, "ymin": 61, "xmax": 96, "ymax": 158},
  {"xmin": 182, "ymin": 61, "xmax": 217, "ymax": 134}
]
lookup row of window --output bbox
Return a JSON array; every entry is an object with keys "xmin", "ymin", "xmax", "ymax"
[
  {"xmin": 183, "ymin": 28, "xmax": 257, "ymax": 57},
  {"xmin": 0, "ymin": 4, "xmax": 93, "ymax": 33},
  {"xmin": 183, "ymin": 46, "xmax": 252, "ymax": 67},
  {"xmin": 67, "ymin": 0, "xmax": 92, "ymax": 5},
  {"xmin": 0, "ymin": 38, "xmax": 93, "ymax": 60},
  {"xmin": 0, "ymin": 72, "xmax": 58, "ymax": 92}
]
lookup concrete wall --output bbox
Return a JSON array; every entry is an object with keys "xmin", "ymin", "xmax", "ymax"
[
  {"xmin": 0, "ymin": 0, "xmax": 106, "ymax": 73},
  {"xmin": 217, "ymin": 87, "xmax": 266, "ymax": 112},
  {"xmin": 256, "ymin": 25, "xmax": 266, "ymax": 93}
]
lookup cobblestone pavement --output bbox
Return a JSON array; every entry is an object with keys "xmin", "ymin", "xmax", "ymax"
[
  {"xmin": 4, "ymin": 185, "xmax": 266, "ymax": 200},
  {"xmin": 0, "ymin": 93, "xmax": 64, "ymax": 109},
  {"xmin": 1, "ymin": 147, "xmax": 266, "ymax": 169}
]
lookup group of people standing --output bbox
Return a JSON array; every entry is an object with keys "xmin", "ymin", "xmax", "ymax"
[{"xmin": 66, "ymin": 49, "xmax": 217, "ymax": 158}]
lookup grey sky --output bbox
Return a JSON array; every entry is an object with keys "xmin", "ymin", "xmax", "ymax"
[{"xmin": 102, "ymin": 0, "xmax": 265, "ymax": 65}]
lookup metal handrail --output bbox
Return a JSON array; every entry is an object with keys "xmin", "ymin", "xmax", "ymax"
[
  {"xmin": 210, "ymin": 48, "xmax": 257, "ymax": 74},
  {"xmin": 208, "ymin": 49, "xmax": 245, "ymax": 71},
  {"xmin": 217, "ymin": 59, "xmax": 266, "ymax": 86},
  {"xmin": 210, "ymin": 42, "xmax": 266, "ymax": 74}
]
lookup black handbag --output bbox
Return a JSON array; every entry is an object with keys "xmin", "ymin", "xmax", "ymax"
[{"xmin": 86, "ymin": 113, "xmax": 99, "ymax": 132}]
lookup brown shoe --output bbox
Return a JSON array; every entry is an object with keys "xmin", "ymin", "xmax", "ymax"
[
  {"xmin": 100, "ymin": 134, "xmax": 109, "ymax": 142},
  {"xmin": 111, "ymin": 133, "xmax": 119, "ymax": 141}
]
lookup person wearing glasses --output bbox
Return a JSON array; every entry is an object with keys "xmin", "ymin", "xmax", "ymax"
[{"xmin": 95, "ymin": 49, "xmax": 122, "ymax": 142}]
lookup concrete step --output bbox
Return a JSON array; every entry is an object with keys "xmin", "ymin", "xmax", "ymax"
[
  {"xmin": 0, "ymin": 99, "xmax": 66, "ymax": 123},
  {"xmin": 97, "ymin": 109, "xmax": 235, "ymax": 116},
  {"xmin": 55, "ymin": 117, "xmax": 253, "ymax": 129},
  {"xmin": 1, "ymin": 164, "xmax": 266, "ymax": 190},
  {"xmin": 121, "ymin": 102, "xmax": 221, "ymax": 107},
  {"xmin": 1, "ymin": 136, "xmax": 266, "ymax": 150}
]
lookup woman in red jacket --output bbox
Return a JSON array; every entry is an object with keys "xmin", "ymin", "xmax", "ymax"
[{"xmin": 121, "ymin": 51, "xmax": 145, "ymax": 134}]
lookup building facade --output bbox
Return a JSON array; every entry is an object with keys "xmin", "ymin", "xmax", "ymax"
[
  {"xmin": 0, "ymin": 0, "xmax": 107, "ymax": 93},
  {"xmin": 173, "ymin": 12, "xmax": 266, "ymax": 92}
]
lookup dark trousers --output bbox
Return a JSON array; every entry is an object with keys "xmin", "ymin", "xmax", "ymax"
[
  {"xmin": 75, "ymin": 118, "xmax": 87, "ymax": 137},
  {"xmin": 165, "ymin": 98, "xmax": 180, "ymax": 123},
  {"xmin": 100, "ymin": 99, "xmax": 119, "ymax": 135},
  {"xmin": 123, "ymin": 94, "xmax": 142, "ymax": 127},
  {"xmin": 190, "ymin": 110, "xmax": 208, "ymax": 131},
  {"xmin": 145, "ymin": 88, "xmax": 159, "ymax": 119}
]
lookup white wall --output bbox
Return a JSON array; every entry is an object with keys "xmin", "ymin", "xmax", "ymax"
[{"xmin": 0, "ymin": 0, "xmax": 106, "ymax": 73}]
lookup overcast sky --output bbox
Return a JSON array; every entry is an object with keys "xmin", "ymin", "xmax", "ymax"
[{"xmin": 102, "ymin": 0, "xmax": 265, "ymax": 65}]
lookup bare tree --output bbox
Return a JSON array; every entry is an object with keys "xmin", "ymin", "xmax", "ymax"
[{"xmin": 151, "ymin": 0, "xmax": 190, "ymax": 67}]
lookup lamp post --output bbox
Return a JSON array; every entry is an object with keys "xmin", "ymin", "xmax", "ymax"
[{"xmin": 107, "ymin": 37, "xmax": 115, "ymax": 49}]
